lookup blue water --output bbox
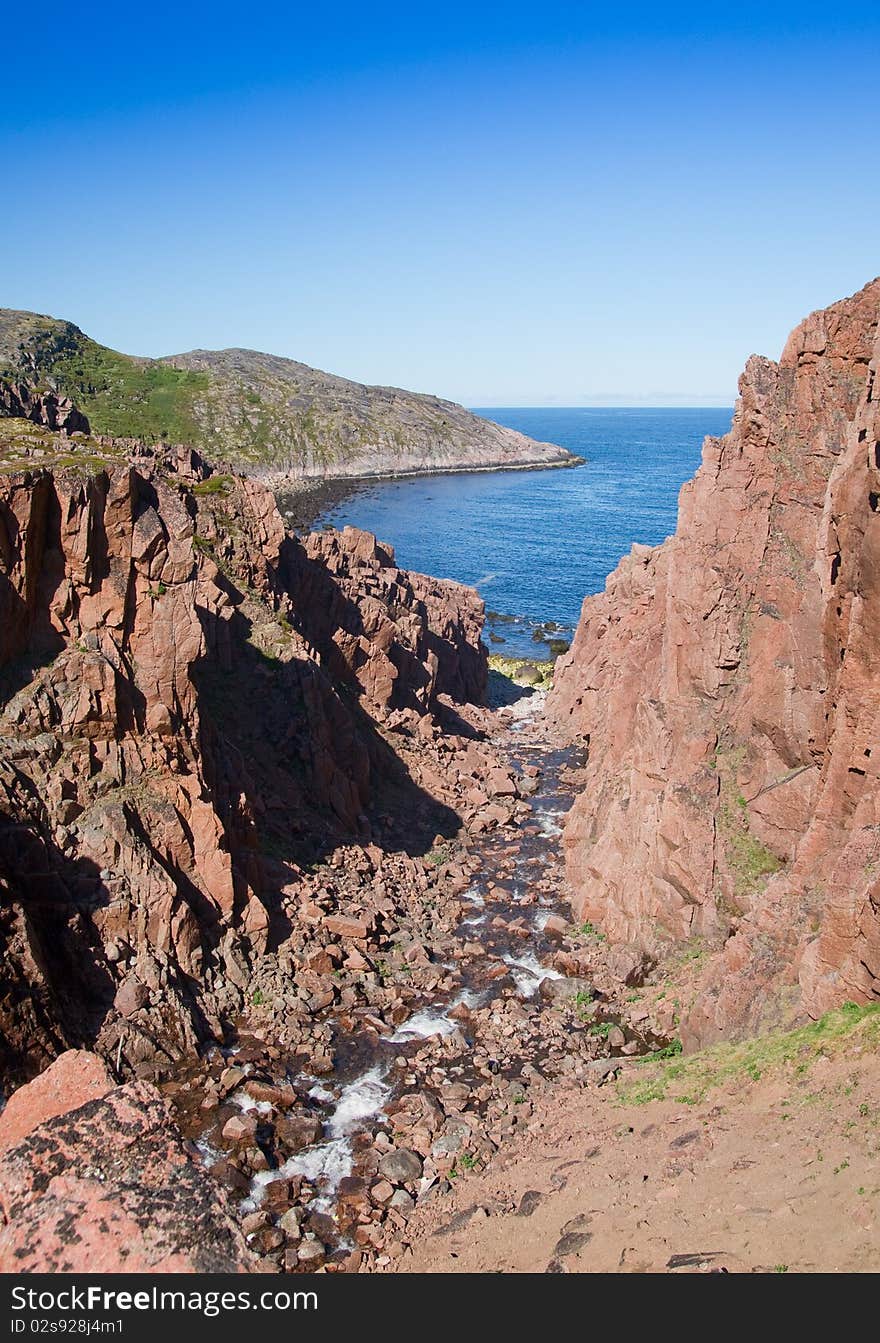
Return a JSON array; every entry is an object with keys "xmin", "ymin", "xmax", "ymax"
[{"xmin": 317, "ymin": 408, "xmax": 733, "ymax": 658}]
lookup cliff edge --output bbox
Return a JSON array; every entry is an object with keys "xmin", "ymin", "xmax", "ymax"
[
  {"xmin": 0, "ymin": 415, "xmax": 499, "ymax": 1085},
  {"xmin": 550, "ymin": 278, "xmax": 880, "ymax": 1046}
]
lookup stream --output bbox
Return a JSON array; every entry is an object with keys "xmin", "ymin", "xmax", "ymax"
[{"xmin": 170, "ymin": 689, "xmax": 646, "ymax": 1269}]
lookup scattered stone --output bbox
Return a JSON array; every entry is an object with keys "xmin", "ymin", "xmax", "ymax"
[
  {"xmin": 378, "ymin": 1149, "xmax": 423, "ymax": 1184},
  {"xmin": 371, "ymin": 1180, "xmax": 395, "ymax": 1205},
  {"xmin": 516, "ymin": 1190, "xmax": 544, "ymax": 1217},
  {"xmin": 324, "ymin": 915, "xmax": 371, "ymax": 940},
  {"xmin": 222, "ymin": 1113, "xmax": 259, "ymax": 1143},
  {"xmin": 275, "ymin": 1113, "xmax": 322, "ymax": 1151},
  {"xmin": 295, "ymin": 1239, "xmax": 326, "ymax": 1270},
  {"xmin": 554, "ymin": 1229, "xmax": 593, "ymax": 1257},
  {"xmin": 113, "ymin": 977, "xmax": 150, "ymax": 1018},
  {"xmin": 542, "ymin": 914, "xmax": 569, "ymax": 939}
]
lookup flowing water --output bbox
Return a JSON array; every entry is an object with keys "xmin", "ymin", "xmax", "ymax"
[{"xmin": 179, "ymin": 695, "xmax": 596, "ymax": 1243}]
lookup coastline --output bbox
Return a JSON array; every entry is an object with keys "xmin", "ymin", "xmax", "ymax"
[
  {"xmin": 273, "ymin": 454, "xmax": 587, "ymax": 533},
  {"xmin": 275, "ymin": 474, "xmax": 363, "ymax": 532}
]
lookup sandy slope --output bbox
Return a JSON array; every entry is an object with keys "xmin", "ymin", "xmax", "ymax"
[{"xmin": 399, "ymin": 1019, "xmax": 880, "ymax": 1274}]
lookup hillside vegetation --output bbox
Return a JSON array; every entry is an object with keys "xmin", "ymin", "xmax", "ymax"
[{"xmin": 0, "ymin": 309, "xmax": 571, "ymax": 479}]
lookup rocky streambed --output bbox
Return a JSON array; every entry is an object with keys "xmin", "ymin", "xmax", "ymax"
[{"xmin": 164, "ymin": 689, "xmax": 659, "ymax": 1274}]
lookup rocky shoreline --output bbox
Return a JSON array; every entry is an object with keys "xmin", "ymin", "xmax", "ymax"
[
  {"xmin": 273, "ymin": 455, "xmax": 586, "ymax": 537},
  {"xmin": 0, "ymin": 308, "xmax": 577, "ymax": 480}
]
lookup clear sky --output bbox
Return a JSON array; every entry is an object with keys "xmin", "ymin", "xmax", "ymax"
[{"xmin": 3, "ymin": 2, "xmax": 878, "ymax": 405}]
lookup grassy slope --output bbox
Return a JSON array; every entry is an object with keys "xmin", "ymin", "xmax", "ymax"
[
  {"xmin": 0, "ymin": 309, "xmax": 566, "ymax": 475},
  {"xmin": 0, "ymin": 310, "xmax": 213, "ymax": 445},
  {"xmin": 619, "ymin": 1001, "xmax": 880, "ymax": 1105},
  {"xmin": 0, "ymin": 417, "xmax": 128, "ymax": 474},
  {"xmin": 44, "ymin": 335, "xmax": 210, "ymax": 444},
  {"xmin": 403, "ymin": 999, "xmax": 880, "ymax": 1273}
]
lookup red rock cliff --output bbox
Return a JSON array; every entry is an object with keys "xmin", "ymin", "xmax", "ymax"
[
  {"xmin": 0, "ymin": 434, "xmax": 487, "ymax": 1082},
  {"xmin": 550, "ymin": 278, "xmax": 880, "ymax": 1045}
]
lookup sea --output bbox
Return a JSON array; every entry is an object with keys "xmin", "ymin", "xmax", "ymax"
[{"xmin": 314, "ymin": 407, "xmax": 734, "ymax": 659}]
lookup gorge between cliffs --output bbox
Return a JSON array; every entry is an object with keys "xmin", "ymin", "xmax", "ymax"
[{"xmin": 1, "ymin": 278, "xmax": 880, "ymax": 1275}]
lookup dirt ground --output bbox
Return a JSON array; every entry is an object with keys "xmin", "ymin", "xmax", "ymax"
[{"xmin": 397, "ymin": 1014, "xmax": 880, "ymax": 1274}]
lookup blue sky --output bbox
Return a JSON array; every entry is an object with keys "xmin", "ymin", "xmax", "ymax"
[{"xmin": 3, "ymin": 3, "xmax": 878, "ymax": 404}]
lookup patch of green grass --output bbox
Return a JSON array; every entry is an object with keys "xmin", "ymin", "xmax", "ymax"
[
  {"xmin": 192, "ymin": 473, "xmax": 234, "ymax": 496},
  {"xmin": 0, "ymin": 418, "xmax": 126, "ymax": 476},
  {"xmin": 726, "ymin": 825, "xmax": 783, "ymax": 896},
  {"xmin": 675, "ymin": 939, "xmax": 706, "ymax": 966},
  {"xmin": 575, "ymin": 920, "xmax": 606, "ymax": 942},
  {"xmin": 638, "ymin": 1038, "xmax": 683, "ymax": 1064},
  {"xmin": 52, "ymin": 454, "xmax": 115, "ymax": 472},
  {"xmin": 618, "ymin": 1002, "xmax": 880, "ymax": 1107},
  {"xmin": 41, "ymin": 332, "xmax": 211, "ymax": 443},
  {"xmin": 448, "ymin": 1152, "xmax": 481, "ymax": 1179},
  {"xmin": 713, "ymin": 744, "xmax": 785, "ymax": 902}
]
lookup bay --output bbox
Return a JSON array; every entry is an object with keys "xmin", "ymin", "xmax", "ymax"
[{"xmin": 315, "ymin": 407, "xmax": 733, "ymax": 658}]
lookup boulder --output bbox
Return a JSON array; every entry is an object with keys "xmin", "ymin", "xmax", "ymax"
[
  {"xmin": 0, "ymin": 1051, "xmax": 114, "ymax": 1155},
  {"xmin": 221, "ymin": 1112, "xmax": 259, "ymax": 1143},
  {"xmin": 378, "ymin": 1148, "xmax": 423, "ymax": 1184},
  {"xmin": 275, "ymin": 1112, "xmax": 322, "ymax": 1151},
  {"xmin": 323, "ymin": 915, "xmax": 370, "ymax": 940},
  {"xmin": 0, "ymin": 1081, "xmax": 254, "ymax": 1272},
  {"xmin": 114, "ymin": 976, "xmax": 150, "ymax": 1018},
  {"xmin": 540, "ymin": 975, "xmax": 594, "ymax": 1004}
]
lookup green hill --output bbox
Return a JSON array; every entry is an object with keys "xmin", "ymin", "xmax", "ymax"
[{"xmin": 0, "ymin": 309, "xmax": 573, "ymax": 480}]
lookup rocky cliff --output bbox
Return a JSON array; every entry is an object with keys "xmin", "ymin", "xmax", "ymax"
[
  {"xmin": 0, "ymin": 415, "xmax": 492, "ymax": 1086},
  {"xmin": 0, "ymin": 309, "xmax": 574, "ymax": 479},
  {"xmin": 550, "ymin": 278, "xmax": 880, "ymax": 1046}
]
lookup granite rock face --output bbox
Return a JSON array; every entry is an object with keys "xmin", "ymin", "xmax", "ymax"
[
  {"xmin": 292, "ymin": 527, "xmax": 487, "ymax": 712},
  {"xmin": 0, "ymin": 435, "xmax": 487, "ymax": 1083},
  {"xmin": 0, "ymin": 377, "xmax": 90, "ymax": 435},
  {"xmin": 550, "ymin": 278, "xmax": 880, "ymax": 1045},
  {"xmin": 0, "ymin": 1050, "xmax": 113, "ymax": 1154},
  {"xmin": 0, "ymin": 1060, "xmax": 252, "ymax": 1272}
]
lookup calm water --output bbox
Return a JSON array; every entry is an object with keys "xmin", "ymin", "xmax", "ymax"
[{"xmin": 316, "ymin": 408, "xmax": 733, "ymax": 658}]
